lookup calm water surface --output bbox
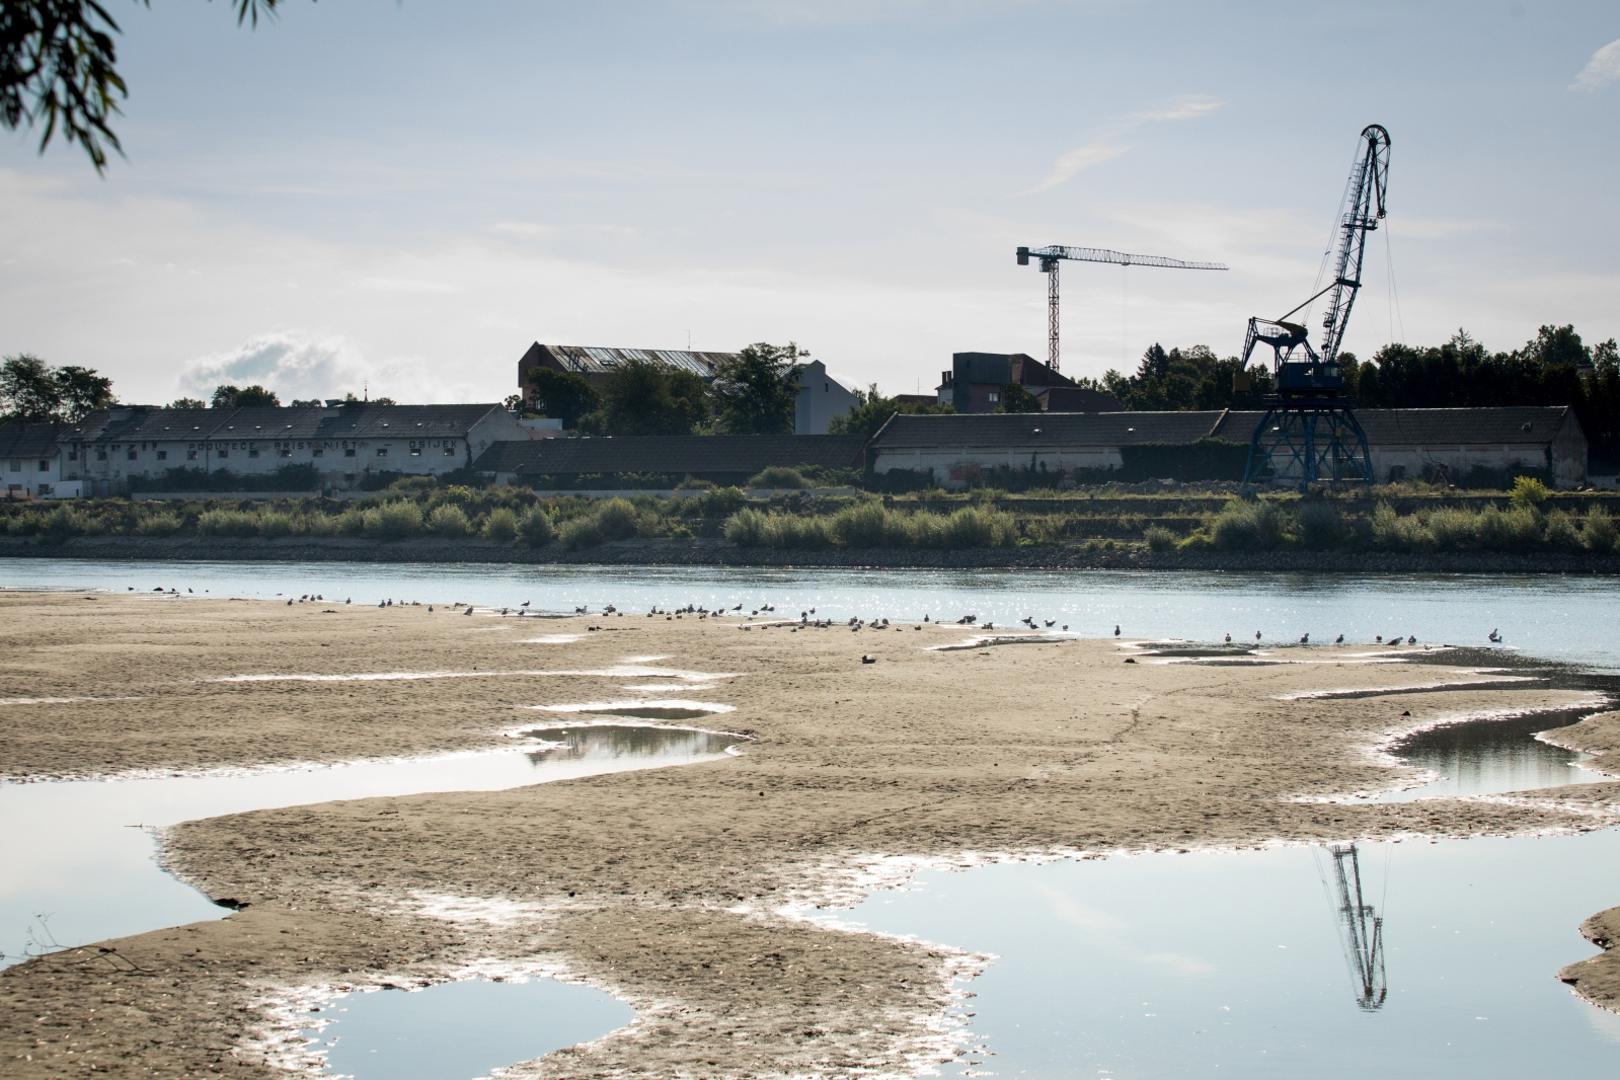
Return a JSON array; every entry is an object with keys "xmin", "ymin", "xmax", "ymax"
[
  {"xmin": 3, "ymin": 557, "xmax": 1618, "ymax": 669},
  {"xmin": 0, "ymin": 726, "xmax": 735, "ymax": 968}
]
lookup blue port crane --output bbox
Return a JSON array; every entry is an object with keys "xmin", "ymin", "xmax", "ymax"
[{"xmin": 1241, "ymin": 124, "xmax": 1392, "ymax": 487}]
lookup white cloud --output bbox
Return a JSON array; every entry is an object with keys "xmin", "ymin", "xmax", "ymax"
[
  {"xmin": 178, "ymin": 333, "xmax": 389, "ymax": 402},
  {"xmin": 1026, "ymin": 141, "xmax": 1132, "ymax": 194},
  {"xmin": 1572, "ymin": 37, "xmax": 1620, "ymax": 92},
  {"xmin": 1028, "ymin": 95, "xmax": 1225, "ymax": 194}
]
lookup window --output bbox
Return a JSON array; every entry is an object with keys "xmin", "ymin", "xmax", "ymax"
[
  {"xmin": 66, "ymin": 449, "xmax": 77, "ymax": 461},
  {"xmin": 38, "ymin": 459, "xmax": 49, "ymax": 472},
  {"xmin": 155, "ymin": 450, "xmax": 167, "ymax": 462},
  {"xmin": 186, "ymin": 450, "xmax": 198, "ymax": 461},
  {"xmin": 280, "ymin": 448, "xmax": 292, "ymax": 458},
  {"xmin": 409, "ymin": 447, "xmax": 421, "ymax": 457},
  {"xmin": 6, "ymin": 459, "xmax": 17, "ymax": 472},
  {"xmin": 248, "ymin": 448, "xmax": 260, "ymax": 458},
  {"xmin": 344, "ymin": 448, "xmax": 356, "ymax": 458},
  {"xmin": 96, "ymin": 449, "xmax": 107, "ymax": 461},
  {"xmin": 987, "ymin": 391, "xmax": 1000, "ymax": 403},
  {"xmin": 313, "ymin": 448, "xmax": 324, "ymax": 458},
  {"xmin": 126, "ymin": 448, "xmax": 137, "ymax": 461},
  {"xmin": 443, "ymin": 446, "xmax": 456, "ymax": 456},
  {"xmin": 376, "ymin": 447, "xmax": 388, "ymax": 457},
  {"xmin": 218, "ymin": 449, "xmax": 229, "ymax": 459}
]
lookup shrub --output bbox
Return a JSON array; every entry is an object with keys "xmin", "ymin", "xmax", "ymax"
[
  {"xmin": 674, "ymin": 475, "xmax": 715, "ymax": 491},
  {"xmin": 831, "ymin": 501, "xmax": 905, "ymax": 547},
  {"xmin": 1475, "ymin": 504, "xmax": 1539, "ymax": 551},
  {"xmin": 256, "ymin": 509, "xmax": 300, "ymax": 538},
  {"xmin": 1144, "ymin": 525, "xmax": 1177, "ymax": 552},
  {"xmin": 427, "ymin": 504, "xmax": 473, "ymax": 538},
  {"xmin": 1541, "ymin": 509, "xmax": 1582, "ymax": 552},
  {"xmin": 517, "ymin": 506, "xmax": 555, "ymax": 547},
  {"xmin": 1369, "ymin": 502, "xmax": 1430, "ymax": 551},
  {"xmin": 723, "ymin": 507, "xmax": 768, "ymax": 547},
  {"xmin": 334, "ymin": 507, "xmax": 367, "ymax": 537},
  {"xmin": 693, "ymin": 486, "xmax": 747, "ymax": 518},
  {"xmin": 1294, "ymin": 503, "xmax": 1347, "ymax": 549},
  {"xmin": 558, "ymin": 516, "xmax": 602, "ymax": 550},
  {"xmin": 303, "ymin": 512, "xmax": 342, "ymax": 538},
  {"xmin": 361, "ymin": 500, "xmax": 423, "ymax": 540},
  {"xmin": 195, "ymin": 507, "xmax": 260, "ymax": 538},
  {"xmin": 482, "ymin": 507, "xmax": 520, "ymax": 543},
  {"xmin": 591, "ymin": 497, "xmax": 639, "ymax": 541},
  {"xmin": 1209, "ymin": 498, "xmax": 1285, "ymax": 551},
  {"xmin": 387, "ymin": 475, "xmax": 437, "ymax": 493},
  {"xmin": 748, "ymin": 465, "xmax": 809, "ymax": 489},
  {"xmin": 941, "ymin": 506, "xmax": 1016, "ymax": 548},
  {"xmin": 1582, "ymin": 506, "xmax": 1618, "ymax": 554},
  {"xmin": 133, "ymin": 511, "xmax": 184, "ymax": 537},
  {"xmin": 1509, "ymin": 475, "xmax": 1551, "ymax": 507},
  {"xmin": 762, "ymin": 512, "xmax": 833, "ymax": 549},
  {"xmin": 1424, "ymin": 507, "xmax": 1478, "ymax": 551}
]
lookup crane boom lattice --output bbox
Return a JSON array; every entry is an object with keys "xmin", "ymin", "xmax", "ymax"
[{"xmin": 1016, "ymin": 245, "xmax": 1228, "ymax": 373}]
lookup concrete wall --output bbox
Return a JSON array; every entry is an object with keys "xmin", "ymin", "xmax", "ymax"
[
  {"xmin": 872, "ymin": 445, "xmax": 1123, "ymax": 488},
  {"xmin": 794, "ymin": 361, "xmax": 858, "ymax": 435}
]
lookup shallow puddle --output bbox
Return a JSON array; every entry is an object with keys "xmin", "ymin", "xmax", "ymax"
[
  {"xmin": 0, "ymin": 725, "xmax": 737, "ymax": 968},
  {"xmin": 302, "ymin": 978, "xmax": 632, "ymax": 1080},
  {"xmin": 1371, "ymin": 706, "xmax": 1612, "ymax": 803}
]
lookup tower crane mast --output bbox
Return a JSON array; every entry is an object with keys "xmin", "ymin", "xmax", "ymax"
[{"xmin": 1016, "ymin": 245, "xmax": 1227, "ymax": 373}]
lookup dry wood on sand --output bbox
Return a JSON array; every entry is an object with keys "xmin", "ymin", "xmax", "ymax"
[{"xmin": 1, "ymin": 591, "xmax": 1617, "ymax": 1078}]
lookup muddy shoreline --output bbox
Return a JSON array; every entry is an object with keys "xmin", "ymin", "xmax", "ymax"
[
  {"xmin": 1, "ymin": 593, "xmax": 1617, "ymax": 1078},
  {"xmin": 4, "ymin": 532, "xmax": 1620, "ymax": 574}
]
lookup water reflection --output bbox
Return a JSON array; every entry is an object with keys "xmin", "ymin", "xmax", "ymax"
[
  {"xmin": 1323, "ymin": 843, "xmax": 1387, "ymax": 1011},
  {"xmin": 1374, "ymin": 705, "xmax": 1611, "ymax": 803},
  {"xmin": 0, "ymin": 725, "xmax": 737, "ymax": 968}
]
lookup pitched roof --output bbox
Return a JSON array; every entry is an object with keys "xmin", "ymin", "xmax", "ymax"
[
  {"xmin": 0, "ymin": 420, "xmax": 65, "ymax": 458},
  {"xmin": 525, "ymin": 343, "xmax": 735, "ymax": 379},
  {"xmin": 1213, "ymin": 406, "xmax": 1576, "ymax": 446},
  {"xmin": 67, "ymin": 404, "xmax": 504, "ymax": 443},
  {"xmin": 474, "ymin": 434, "xmax": 868, "ymax": 477},
  {"xmin": 870, "ymin": 411, "xmax": 1225, "ymax": 450}
]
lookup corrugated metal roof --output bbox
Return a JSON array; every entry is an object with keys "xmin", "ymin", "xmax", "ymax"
[
  {"xmin": 871, "ymin": 411, "xmax": 1225, "ymax": 449},
  {"xmin": 1213, "ymin": 407, "xmax": 1574, "ymax": 445},
  {"xmin": 474, "ymin": 434, "xmax": 867, "ymax": 477},
  {"xmin": 68, "ymin": 404, "xmax": 505, "ymax": 443},
  {"xmin": 0, "ymin": 421, "xmax": 64, "ymax": 458},
  {"xmin": 542, "ymin": 344, "xmax": 734, "ymax": 378}
]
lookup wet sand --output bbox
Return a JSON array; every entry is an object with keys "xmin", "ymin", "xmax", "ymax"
[{"xmin": 1, "ymin": 591, "xmax": 1617, "ymax": 1078}]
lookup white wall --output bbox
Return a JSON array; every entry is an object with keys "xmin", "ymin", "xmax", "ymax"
[
  {"xmin": 2, "ymin": 454, "xmax": 60, "ymax": 496},
  {"xmin": 795, "ymin": 360, "xmax": 859, "ymax": 435}
]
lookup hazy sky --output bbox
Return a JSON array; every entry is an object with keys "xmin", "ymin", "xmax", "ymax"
[{"xmin": 2, "ymin": 0, "xmax": 1617, "ymax": 405}]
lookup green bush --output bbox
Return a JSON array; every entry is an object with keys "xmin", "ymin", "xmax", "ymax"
[
  {"xmin": 591, "ymin": 497, "xmax": 639, "ymax": 541},
  {"xmin": 693, "ymin": 486, "xmax": 747, "ymax": 517},
  {"xmin": 334, "ymin": 507, "xmax": 367, "ymax": 537},
  {"xmin": 1582, "ymin": 506, "xmax": 1618, "ymax": 554},
  {"xmin": 831, "ymin": 501, "xmax": 906, "ymax": 547},
  {"xmin": 940, "ymin": 506, "xmax": 1016, "ymax": 548},
  {"xmin": 361, "ymin": 500, "xmax": 423, "ymax": 540},
  {"xmin": 426, "ymin": 504, "xmax": 473, "ymax": 538},
  {"xmin": 195, "ymin": 507, "xmax": 260, "ymax": 538},
  {"xmin": 1475, "ymin": 504, "xmax": 1539, "ymax": 551},
  {"xmin": 303, "ymin": 512, "xmax": 342, "ymax": 538},
  {"xmin": 1209, "ymin": 498, "xmax": 1285, "ymax": 551},
  {"xmin": 481, "ymin": 507, "xmax": 520, "ymax": 543},
  {"xmin": 748, "ymin": 465, "xmax": 809, "ymax": 489},
  {"xmin": 1294, "ymin": 503, "xmax": 1347, "ymax": 549},
  {"xmin": 517, "ymin": 506, "xmax": 556, "ymax": 547},
  {"xmin": 1143, "ymin": 525, "xmax": 1177, "ymax": 552},
  {"xmin": 723, "ymin": 507, "xmax": 768, "ymax": 547},
  {"xmin": 256, "ymin": 509, "xmax": 300, "ymax": 538},
  {"xmin": 1541, "ymin": 509, "xmax": 1582, "ymax": 552},
  {"xmin": 133, "ymin": 511, "xmax": 184, "ymax": 537},
  {"xmin": 1424, "ymin": 507, "xmax": 1477, "ymax": 551},
  {"xmin": 762, "ymin": 512, "xmax": 833, "ymax": 549},
  {"xmin": 1369, "ymin": 502, "xmax": 1430, "ymax": 551},
  {"xmin": 1509, "ymin": 475, "xmax": 1551, "ymax": 507},
  {"xmin": 558, "ymin": 516, "xmax": 602, "ymax": 550}
]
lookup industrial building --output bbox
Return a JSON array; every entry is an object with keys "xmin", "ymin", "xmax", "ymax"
[
  {"xmin": 936, "ymin": 352, "xmax": 1110, "ymax": 413},
  {"xmin": 867, "ymin": 407, "xmax": 1589, "ymax": 489},
  {"xmin": 516, "ymin": 342, "xmax": 858, "ymax": 435}
]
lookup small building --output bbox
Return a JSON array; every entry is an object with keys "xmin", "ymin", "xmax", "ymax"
[
  {"xmin": 793, "ymin": 359, "xmax": 859, "ymax": 435},
  {"xmin": 475, "ymin": 433, "xmax": 868, "ymax": 488},
  {"xmin": 65, "ymin": 402, "xmax": 528, "ymax": 494},
  {"xmin": 517, "ymin": 343, "xmax": 735, "ymax": 406},
  {"xmin": 0, "ymin": 421, "xmax": 68, "ymax": 497},
  {"xmin": 936, "ymin": 352, "xmax": 1076, "ymax": 413}
]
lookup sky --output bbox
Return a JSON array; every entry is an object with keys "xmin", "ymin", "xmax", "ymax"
[{"xmin": 1, "ymin": 0, "xmax": 1617, "ymax": 405}]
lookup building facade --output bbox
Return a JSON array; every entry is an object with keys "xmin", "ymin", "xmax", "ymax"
[
  {"xmin": 63, "ymin": 402, "xmax": 528, "ymax": 493},
  {"xmin": 0, "ymin": 421, "xmax": 68, "ymax": 497},
  {"xmin": 936, "ymin": 352, "xmax": 1076, "ymax": 413},
  {"xmin": 793, "ymin": 359, "xmax": 859, "ymax": 435}
]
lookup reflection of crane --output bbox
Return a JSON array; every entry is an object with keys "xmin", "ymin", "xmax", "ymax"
[
  {"xmin": 1241, "ymin": 124, "xmax": 1391, "ymax": 487},
  {"xmin": 1015, "ymin": 245, "xmax": 1228, "ymax": 373},
  {"xmin": 1327, "ymin": 843, "xmax": 1388, "ymax": 1011}
]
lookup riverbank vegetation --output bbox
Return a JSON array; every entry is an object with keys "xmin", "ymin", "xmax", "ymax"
[{"xmin": 2, "ymin": 478, "xmax": 1617, "ymax": 557}]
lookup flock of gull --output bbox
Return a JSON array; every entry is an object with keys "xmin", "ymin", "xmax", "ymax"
[{"xmin": 127, "ymin": 585, "xmax": 1505, "ymax": 646}]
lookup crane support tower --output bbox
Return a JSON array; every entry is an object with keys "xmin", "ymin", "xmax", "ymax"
[
  {"xmin": 1241, "ymin": 124, "xmax": 1391, "ymax": 487},
  {"xmin": 1015, "ymin": 245, "xmax": 1227, "ymax": 373}
]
